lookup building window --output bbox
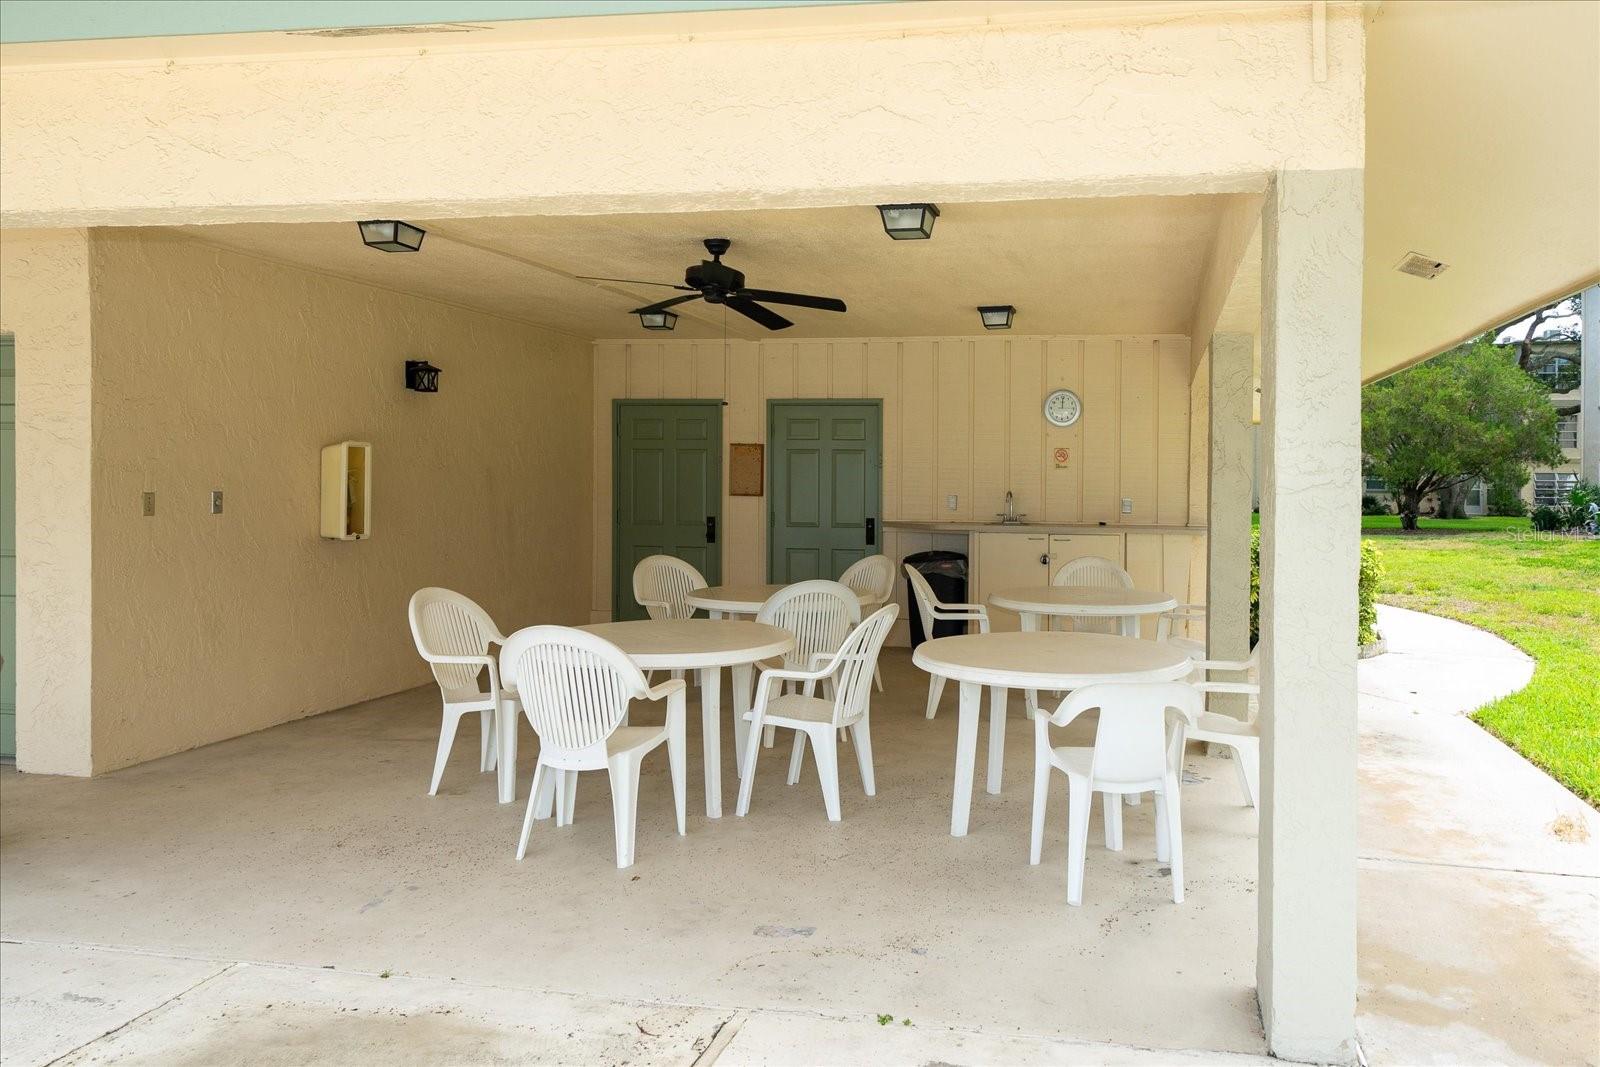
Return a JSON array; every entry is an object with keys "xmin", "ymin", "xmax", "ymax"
[
  {"xmin": 1364, "ymin": 476, "xmax": 1389, "ymax": 494},
  {"xmin": 1464, "ymin": 479, "xmax": 1486, "ymax": 510},
  {"xmin": 1557, "ymin": 414, "xmax": 1579, "ymax": 450},
  {"xmin": 1533, "ymin": 355, "xmax": 1579, "ymax": 390},
  {"xmin": 1533, "ymin": 471, "xmax": 1577, "ymax": 507}
]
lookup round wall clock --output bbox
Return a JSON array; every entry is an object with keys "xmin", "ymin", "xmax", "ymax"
[{"xmin": 1043, "ymin": 388, "xmax": 1082, "ymax": 427}]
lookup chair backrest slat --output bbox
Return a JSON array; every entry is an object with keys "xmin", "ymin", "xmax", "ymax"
[
  {"xmin": 499, "ymin": 626, "xmax": 646, "ymax": 755},
  {"xmin": 757, "ymin": 580, "xmax": 860, "ymax": 673},
  {"xmin": 409, "ymin": 587, "xmax": 500, "ymax": 693},
  {"xmin": 632, "ymin": 555, "xmax": 709, "ymax": 620}
]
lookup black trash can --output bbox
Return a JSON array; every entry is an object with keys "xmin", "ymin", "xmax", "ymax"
[{"xmin": 903, "ymin": 550, "xmax": 968, "ymax": 648}]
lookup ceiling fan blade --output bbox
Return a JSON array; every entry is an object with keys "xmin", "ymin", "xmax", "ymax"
[
  {"xmin": 575, "ymin": 275, "xmax": 695, "ymax": 290},
  {"xmin": 738, "ymin": 288, "xmax": 847, "ymax": 313},
  {"xmin": 724, "ymin": 296, "xmax": 793, "ymax": 331},
  {"xmin": 631, "ymin": 294, "xmax": 703, "ymax": 314}
]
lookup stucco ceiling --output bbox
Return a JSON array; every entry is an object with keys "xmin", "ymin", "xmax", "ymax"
[{"xmin": 170, "ymin": 194, "xmax": 1230, "ymax": 341}]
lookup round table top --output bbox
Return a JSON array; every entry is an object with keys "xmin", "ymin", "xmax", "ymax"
[
  {"xmin": 578, "ymin": 619, "xmax": 795, "ymax": 669},
  {"xmin": 912, "ymin": 631, "xmax": 1192, "ymax": 689},
  {"xmin": 988, "ymin": 585, "xmax": 1178, "ymax": 617},
  {"xmin": 686, "ymin": 583, "xmax": 873, "ymax": 614}
]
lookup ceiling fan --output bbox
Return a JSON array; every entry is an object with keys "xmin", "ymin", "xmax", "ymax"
[{"xmin": 577, "ymin": 238, "xmax": 847, "ymax": 331}]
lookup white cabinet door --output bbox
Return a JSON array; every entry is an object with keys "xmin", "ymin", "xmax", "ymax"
[
  {"xmin": 1046, "ymin": 533, "xmax": 1124, "ymax": 581},
  {"xmin": 973, "ymin": 532, "xmax": 1049, "ymax": 632}
]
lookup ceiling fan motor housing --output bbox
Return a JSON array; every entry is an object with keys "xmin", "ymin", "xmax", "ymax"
[{"xmin": 686, "ymin": 259, "xmax": 745, "ymax": 302}]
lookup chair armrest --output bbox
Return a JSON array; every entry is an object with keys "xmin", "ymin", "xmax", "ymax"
[
  {"xmin": 424, "ymin": 653, "xmax": 494, "ymax": 667},
  {"xmin": 1195, "ymin": 657, "xmax": 1253, "ymax": 674},
  {"xmin": 644, "ymin": 678, "xmax": 688, "ymax": 701},
  {"xmin": 934, "ymin": 603, "xmax": 987, "ymax": 616}
]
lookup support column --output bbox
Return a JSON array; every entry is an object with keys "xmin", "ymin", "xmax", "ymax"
[
  {"xmin": 0, "ymin": 228, "xmax": 95, "ymax": 776},
  {"xmin": 1256, "ymin": 171, "xmax": 1362, "ymax": 1064},
  {"xmin": 1581, "ymin": 283, "xmax": 1599, "ymax": 485},
  {"xmin": 1207, "ymin": 332, "xmax": 1255, "ymax": 717}
]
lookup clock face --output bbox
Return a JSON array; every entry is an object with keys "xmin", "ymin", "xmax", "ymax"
[{"xmin": 1044, "ymin": 388, "xmax": 1082, "ymax": 427}]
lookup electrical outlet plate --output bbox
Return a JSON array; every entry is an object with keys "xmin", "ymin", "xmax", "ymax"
[
  {"xmin": 141, "ymin": 491, "xmax": 156, "ymax": 517},
  {"xmin": 1121, "ymin": 498, "xmax": 1133, "ymax": 514},
  {"xmin": 210, "ymin": 490, "xmax": 224, "ymax": 515},
  {"xmin": 946, "ymin": 494, "xmax": 958, "ymax": 511}
]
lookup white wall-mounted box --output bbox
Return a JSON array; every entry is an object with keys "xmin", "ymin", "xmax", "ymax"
[{"xmin": 320, "ymin": 441, "xmax": 371, "ymax": 540}]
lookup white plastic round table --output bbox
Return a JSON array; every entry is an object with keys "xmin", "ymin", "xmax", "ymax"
[
  {"xmin": 579, "ymin": 619, "xmax": 794, "ymax": 819},
  {"xmin": 686, "ymin": 583, "xmax": 873, "ymax": 618},
  {"xmin": 912, "ymin": 631, "xmax": 1193, "ymax": 836},
  {"xmin": 988, "ymin": 585, "xmax": 1178, "ymax": 638}
]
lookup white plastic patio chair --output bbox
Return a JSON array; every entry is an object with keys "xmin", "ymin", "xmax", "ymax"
[
  {"xmin": 1156, "ymin": 602, "xmax": 1209, "ymax": 657},
  {"xmin": 904, "ymin": 563, "xmax": 989, "ymax": 719},
  {"xmin": 631, "ymin": 554, "xmax": 708, "ymax": 685},
  {"xmin": 1187, "ymin": 647, "xmax": 1262, "ymax": 808},
  {"xmin": 737, "ymin": 604, "xmax": 899, "ymax": 822},
  {"xmin": 500, "ymin": 625, "xmax": 687, "ymax": 869},
  {"xmin": 755, "ymin": 579, "xmax": 861, "ymax": 749},
  {"xmin": 840, "ymin": 554, "xmax": 896, "ymax": 690},
  {"xmin": 1030, "ymin": 681, "xmax": 1202, "ymax": 905},
  {"xmin": 408, "ymin": 587, "xmax": 520, "ymax": 797},
  {"xmin": 1051, "ymin": 556, "xmax": 1134, "ymax": 633}
]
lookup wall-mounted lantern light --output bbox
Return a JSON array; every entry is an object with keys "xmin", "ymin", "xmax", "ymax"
[
  {"xmin": 358, "ymin": 220, "xmax": 426, "ymax": 252},
  {"xmin": 405, "ymin": 360, "xmax": 441, "ymax": 392},
  {"xmin": 978, "ymin": 305, "xmax": 1016, "ymax": 330},
  {"xmin": 638, "ymin": 309, "xmax": 679, "ymax": 331},
  {"xmin": 876, "ymin": 203, "xmax": 940, "ymax": 240}
]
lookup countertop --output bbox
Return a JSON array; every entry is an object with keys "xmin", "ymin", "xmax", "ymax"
[{"xmin": 884, "ymin": 520, "xmax": 1208, "ymax": 535}]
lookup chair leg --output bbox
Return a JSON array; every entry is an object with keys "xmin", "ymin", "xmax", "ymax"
[
  {"xmin": 787, "ymin": 731, "xmax": 807, "ymax": 785},
  {"xmin": 811, "ymin": 727, "xmax": 842, "ymax": 822},
  {"xmin": 763, "ymin": 723, "xmax": 777, "ymax": 748},
  {"xmin": 607, "ymin": 755, "xmax": 643, "ymax": 869},
  {"xmin": 925, "ymin": 674, "xmax": 946, "ymax": 720},
  {"xmin": 428, "ymin": 709, "xmax": 463, "ymax": 796},
  {"xmin": 1165, "ymin": 775, "xmax": 1185, "ymax": 903},
  {"xmin": 736, "ymin": 715, "xmax": 765, "ymax": 816},
  {"xmin": 873, "ymin": 662, "xmax": 884, "ymax": 692},
  {"xmin": 849, "ymin": 716, "xmax": 875, "ymax": 796},
  {"xmin": 1153, "ymin": 789, "xmax": 1171, "ymax": 864},
  {"xmin": 556, "ymin": 770, "xmax": 578, "ymax": 827},
  {"xmin": 479, "ymin": 710, "xmax": 494, "ymax": 773},
  {"xmin": 1030, "ymin": 746, "xmax": 1050, "ymax": 866},
  {"xmin": 1234, "ymin": 739, "xmax": 1260, "ymax": 809},
  {"xmin": 517, "ymin": 761, "xmax": 547, "ymax": 860},
  {"xmin": 1103, "ymin": 790, "xmax": 1124, "ymax": 851},
  {"xmin": 1066, "ymin": 777, "xmax": 1092, "ymax": 906},
  {"xmin": 533, "ymin": 762, "xmax": 557, "ymax": 820},
  {"xmin": 668, "ymin": 721, "xmax": 687, "ymax": 836}
]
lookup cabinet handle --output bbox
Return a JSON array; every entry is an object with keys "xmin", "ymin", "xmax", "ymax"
[{"xmin": 1040, "ymin": 554, "xmax": 1050, "ymax": 566}]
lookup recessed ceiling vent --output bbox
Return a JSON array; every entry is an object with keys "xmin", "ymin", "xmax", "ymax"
[
  {"xmin": 1395, "ymin": 252, "xmax": 1449, "ymax": 280},
  {"xmin": 287, "ymin": 23, "xmax": 487, "ymax": 38}
]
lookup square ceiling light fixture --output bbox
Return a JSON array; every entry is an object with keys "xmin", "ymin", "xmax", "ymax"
[
  {"xmin": 638, "ymin": 309, "xmax": 679, "ymax": 331},
  {"xmin": 357, "ymin": 220, "xmax": 426, "ymax": 252},
  {"xmin": 978, "ymin": 305, "xmax": 1016, "ymax": 330},
  {"xmin": 876, "ymin": 203, "xmax": 940, "ymax": 240}
]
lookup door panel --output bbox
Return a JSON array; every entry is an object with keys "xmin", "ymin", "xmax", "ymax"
[
  {"xmin": 768, "ymin": 401, "xmax": 882, "ymax": 583},
  {"xmin": 613, "ymin": 401, "xmax": 722, "ymax": 621}
]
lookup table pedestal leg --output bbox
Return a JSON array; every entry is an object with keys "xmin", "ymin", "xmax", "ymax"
[
  {"xmin": 951, "ymin": 680, "xmax": 982, "ymax": 836},
  {"xmin": 699, "ymin": 667, "xmax": 723, "ymax": 819},
  {"xmin": 987, "ymin": 685, "xmax": 1008, "ymax": 795},
  {"xmin": 732, "ymin": 662, "xmax": 753, "ymax": 780},
  {"xmin": 496, "ymin": 697, "xmax": 518, "ymax": 804},
  {"xmin": 1020, "ymin": 612, "xmax": 1042, "ymax": 716}
]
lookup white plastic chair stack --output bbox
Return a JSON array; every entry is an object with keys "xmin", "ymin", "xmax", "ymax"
[
  {"xmin": 737, "ymin": 604, "xmax": 899, "ymax": 822},
  {"xmin": 1155, "ymin": 602, "xmax": 1209, "ymax": 658},
  {"xmin": 1051, "ymin": 557, "xmax": 1134, "ymax": 633},
  {"xmin": 500, "ymin": 626, "xmax": 687, "ymax": 869},
  {"xmin": 1188, "ymin": 648, "xmax": 1262, "ymax": 808},
  {"xmin": 1030, "ymin": 681, "xmax": 1202, "ymax": 905},
  {"xmin": 903, "ymin": 564, "xmax": 989, "ymax": 719},
  {"xmin": 840, "ymin": 554, "xmax": 896, "ymax": 690},
  {"xmin": 407, "ymin": 587, "xmax": 520, "ymax": 797},
  {"xmin": 755, "ymin": 579, "xmax": 860, "ymax": 748}
]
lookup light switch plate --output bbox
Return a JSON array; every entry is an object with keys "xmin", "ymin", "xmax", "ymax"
[
  {"xmin": 946, "ymin": 494, "xmax": 958, "ymax": 511},
  {"xmin": 141, "ymin": 491, "xmax": 156, "ymax": 517},
  {"xmin": 210, "ymin": 490, "xmax": 224, "ymax": 515},
  {"xmin": 1121, "ymin": 497, "xmax": 1133, "ymax": 514}
]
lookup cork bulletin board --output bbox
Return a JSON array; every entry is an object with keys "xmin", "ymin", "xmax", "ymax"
[{"xmin": 730, "ymin": 443, "xmax": 764, "ymax": 496}]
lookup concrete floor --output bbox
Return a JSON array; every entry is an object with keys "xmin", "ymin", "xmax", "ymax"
[{"xmin": 2, "ymin": 610, "xmax": 1596, "ymax": 1065}]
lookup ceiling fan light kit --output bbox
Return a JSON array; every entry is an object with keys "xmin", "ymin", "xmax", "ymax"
[
  {"xmin": 876, "ymin": 203, "xmax": 940, "ymax": 240},
  {"xmin": 638, "ymin": 309, "xmax": 678, "ymax": 331},
  {"xmin": 357, "ymin": 220, "xmax": 425, "ymax": 252},
  {"xmin": 978, "ymin": 305, "xmax": 1016, "ymax": 330}
]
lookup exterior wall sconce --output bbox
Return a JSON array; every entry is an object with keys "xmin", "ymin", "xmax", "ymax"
[
  {"xmin": 358, "ymin": 220, "xmax": 426, "ymax": 252},
  {"xmin": 405, "ymin": 360, "xmax": 441, "ymax": 392},
  {"xmin": 876, "ymin": 203, "xmax": 940, "ymax": 240},
  {"xmin": 638, "ymin": 310, "xmax": 679, "ymax": 331},
  {"xmin": 978, "ymin": 305, "xmax": 1016, "ymax": 330}
]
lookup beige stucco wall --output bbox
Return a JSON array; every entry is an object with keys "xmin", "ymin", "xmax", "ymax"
[
  {"xmin": 0, "ymin": 229, "xmax": 95, "ymax": 776},
  {"xmin": 83, "ymin": 231, "xmax": 592, "ymax": 772},
  {"xmin": 592, "ymin": 333, "xmax": 1194, "ymax": 620}
]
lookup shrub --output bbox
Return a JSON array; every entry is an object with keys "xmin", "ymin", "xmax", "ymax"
[
  {"xmin": 1568, "ymin": 479, "xmax": 1600, "ymax": 513},
  {"xmin": 1249, "ymin": 531, "xmax": 1382, "ymax": 648},
  {"xmin": 1530, "ymin": 505, "xmax": 1565, "ymax": 531},
  {"xmin": 1486, "ymin": 478, "xmax": 1527, "ymax": 517},
  {"xmin": 1361, "ymin": 494, "xmax": 1391, "ymax": 516}
]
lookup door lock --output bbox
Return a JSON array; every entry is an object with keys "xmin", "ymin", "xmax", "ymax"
[
  {"xmin": 1040, "ymin": 554, "xmax": 1050, "ymax": 566},
  {"xmin": 705, "ymin": 516, "xmax": 717, "ymax": 544}
]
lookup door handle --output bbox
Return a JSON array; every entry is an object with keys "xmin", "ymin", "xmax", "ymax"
[
  {"xmin": 866, "ymin": 517, "xmax": 876, "ymax": 546},
  {"xmin": 705, "ymin": 516, "xmax": 717, "ymax": 544}
]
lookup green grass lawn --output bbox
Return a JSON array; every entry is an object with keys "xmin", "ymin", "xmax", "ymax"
[
  {"xmin": 1360, "ymin": 514, "xmax": 1531, "ymax": 532},
  {"xmin": 1374, "ymin": 531, "xmax": 1600, "ymax": 806}
]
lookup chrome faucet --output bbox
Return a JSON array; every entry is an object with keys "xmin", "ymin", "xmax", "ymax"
[{"xmin": 995, "ymin": 490, "xmax": 1026, "ymax": 525}]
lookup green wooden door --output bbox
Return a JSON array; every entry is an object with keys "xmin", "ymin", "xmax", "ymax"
[
  {"xmin": 1, "ymin": 337, "xmax": 15, "ymax": 758},
  {"xmin": 613, "ymin": 401, "xmax": 723, "ymax": 621},
  {"xmin": 768, "ymin": 400, "xmax": 882, "ymax": 582}
]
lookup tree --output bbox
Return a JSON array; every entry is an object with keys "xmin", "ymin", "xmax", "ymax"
[
  {"xmin": 1506, "ymin": 293, "xmax": 1582, "ymax": 416},
  {"xmin": 1363, "ymin": 339, "xmax": 1562, "ymax": 530}
]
